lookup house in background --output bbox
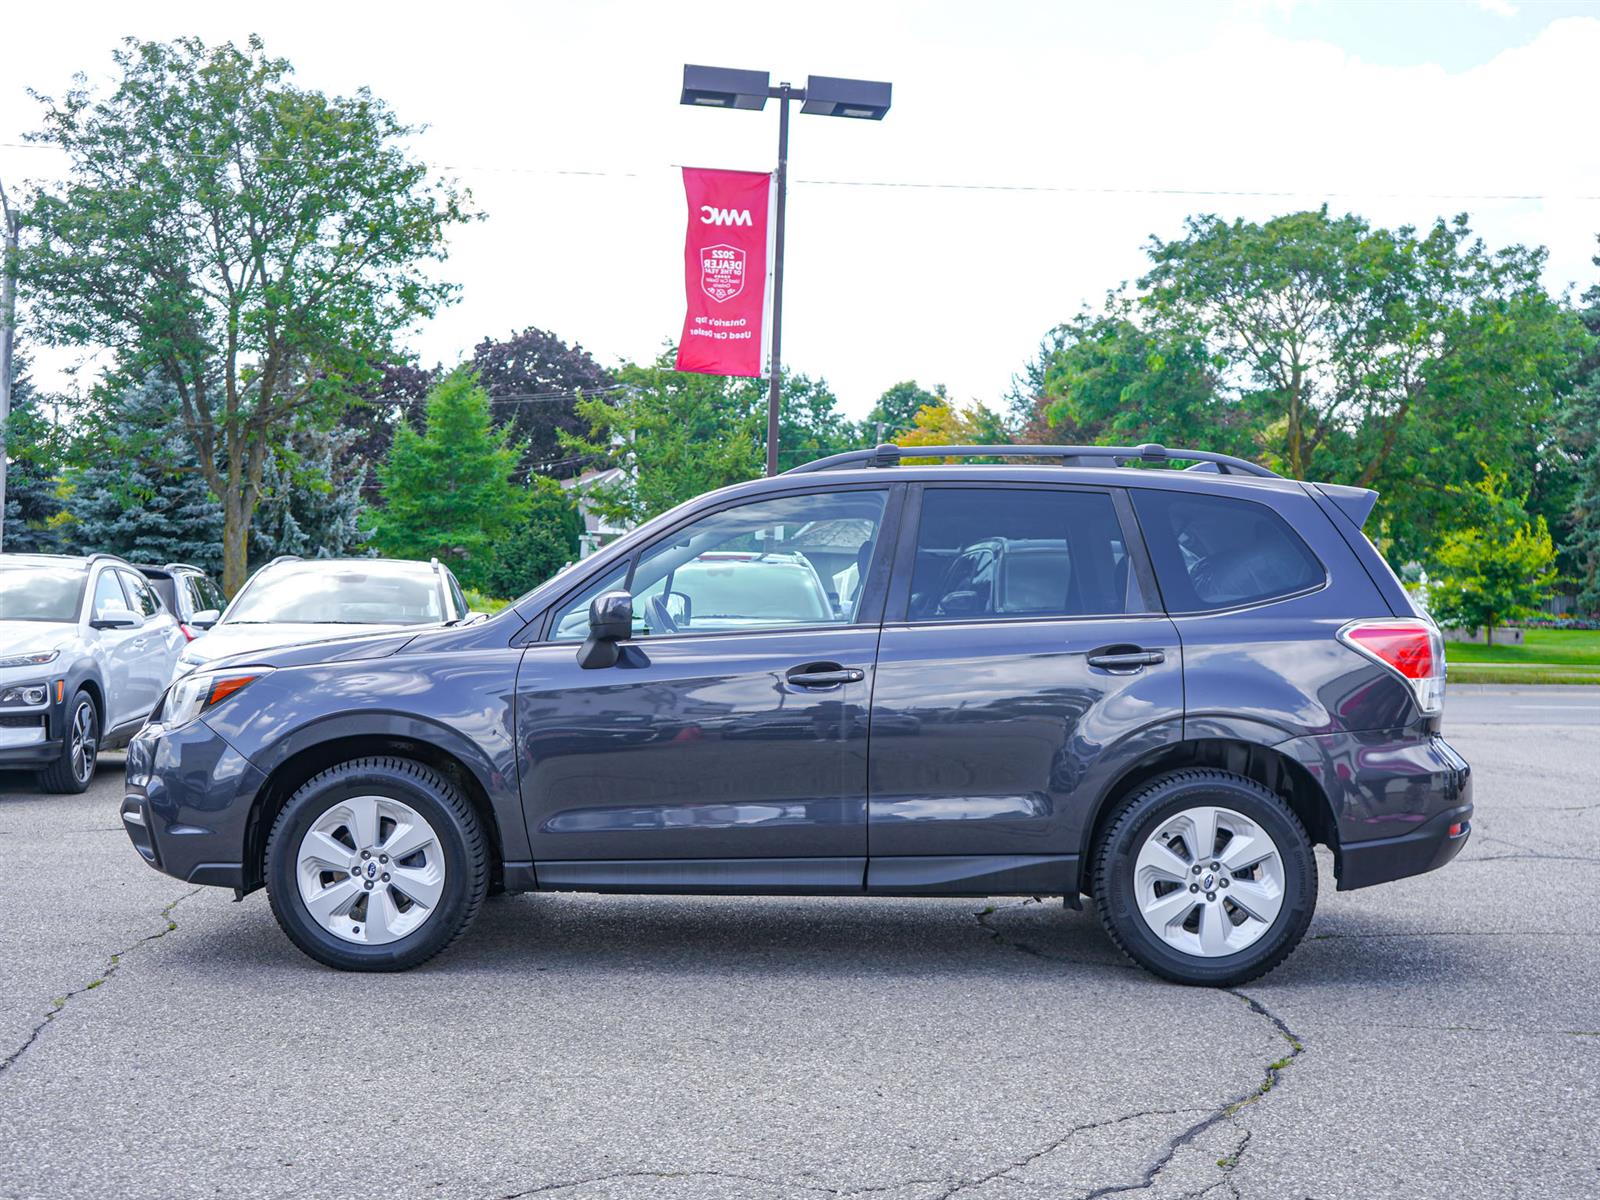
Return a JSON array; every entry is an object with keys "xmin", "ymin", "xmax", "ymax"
[{"xmin": 561, "ymin": 466, "xmax": 630, "ymax": 557}]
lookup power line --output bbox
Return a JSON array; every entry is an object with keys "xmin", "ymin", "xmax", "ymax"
[{"xmin": 2, "ymin": 142, "xmax": 1594, "ymax": 202}]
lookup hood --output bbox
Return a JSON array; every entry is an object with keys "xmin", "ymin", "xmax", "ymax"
[
  {"xmin": 0, "ymin": 620, "xmax": 77, "ymax": 658},
  {"xmin": 181, "ymin": 622, "xmax": 424, "ymax": 668}
]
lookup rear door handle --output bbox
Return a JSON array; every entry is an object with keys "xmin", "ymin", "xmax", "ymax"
[
  {"xmin": 1086, "ymin": 648, "xmax": 1166, "ymax": 672},
  {"xmin": 786, "ymin": 664, "xmax": 866, "ymax": 687}
]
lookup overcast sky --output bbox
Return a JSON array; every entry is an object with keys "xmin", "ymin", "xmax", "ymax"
[{"xmin": 3, "ymin": 0, "xmax": 1598, "ymax": 417}]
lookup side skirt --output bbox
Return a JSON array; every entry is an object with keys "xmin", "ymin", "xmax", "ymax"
[{"xmin": 503, "ymin": 853, "xmax": 1079, "ymax": 899}]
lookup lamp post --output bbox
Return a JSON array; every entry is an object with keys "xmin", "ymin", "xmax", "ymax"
[{"xmin": 681, "ymin": 65, "xmax": 892, "ymax": 476}]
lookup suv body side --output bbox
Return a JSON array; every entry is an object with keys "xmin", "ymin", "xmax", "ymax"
[{"xmin": 123, "ymin": 464, "xmax": 1470, "ymax": 902}]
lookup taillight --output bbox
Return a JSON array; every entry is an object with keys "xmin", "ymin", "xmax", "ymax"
[
  {"xmin": 179, "ymin": 624, "xmax": 197, "ymax": 641},
  {"xmin": 1338, "ymin": 618, "xmax": 1445, "ymax": 716}
]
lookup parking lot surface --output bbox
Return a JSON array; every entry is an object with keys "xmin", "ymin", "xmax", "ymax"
[{"xmin": 1, "ymin": 689, "xmax": 1596, "ymax": 1200}]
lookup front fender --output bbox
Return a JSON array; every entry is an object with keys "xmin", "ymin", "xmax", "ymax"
[{"xmin": 203, "ymin": 651, "xmax": 530, "ymax": 860}]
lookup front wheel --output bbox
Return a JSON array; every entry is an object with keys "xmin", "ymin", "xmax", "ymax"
[
  {"xmin": 1093, "ymin": 769, "xmax": 1317, "ymax": 986},
  {"xmin": 265, "ymin": 757, "xmax": 489, "ymax": 971},
  {"xmin": 38, "ymin": 689, "xmax": 99, "ymax": 794}
]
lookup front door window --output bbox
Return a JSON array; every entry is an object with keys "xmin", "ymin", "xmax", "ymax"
[{"xmin": 552, "ymin": 489, "xmax": 888, "ymax": 640}]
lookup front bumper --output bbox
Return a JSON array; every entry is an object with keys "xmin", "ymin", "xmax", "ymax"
[
  {"xmin": 122, "ymin": 716, "xmax": 268, "ymax": 889},
  {"xmin": 0, "ymin": 677, "xmax": 67, "ymax": 768}
]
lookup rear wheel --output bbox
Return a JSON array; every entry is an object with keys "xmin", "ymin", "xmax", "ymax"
[
  {"xmin": 1093, "ymin": 769, "xmax": 1317, "ymax": 986},
  {"xmin": 38, "ymin": 689, "xmax": 99, "ymax": 794},
  {"xmin": 265, "ymin": 757, "xmax": 488, "ymax": 971}
]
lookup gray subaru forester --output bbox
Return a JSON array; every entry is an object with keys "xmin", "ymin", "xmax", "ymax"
[{"xmin": 122, "ymin": 443, "xmax": 1471, "ymax": 986}]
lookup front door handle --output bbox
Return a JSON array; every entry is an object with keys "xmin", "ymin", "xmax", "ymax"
[
  {"xmin": 786, "ymin": 663, "xmax": 866, "ymax": 688},
  {"xmin": 1086, "ymin": 648, "xmax": 1166, "ymax": 672}
]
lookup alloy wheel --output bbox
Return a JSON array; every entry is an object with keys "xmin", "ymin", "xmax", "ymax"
[
  {"xmin": 70, "ymin": 700, "xmax": 98, "ymax": 785},
  {"xmin": 294, "ymin": 795, "xmax": 448, "ymax": 945},
  {"xmin": 1133, "ymin": 804, "xmax": 1286, "ymax": 957}
]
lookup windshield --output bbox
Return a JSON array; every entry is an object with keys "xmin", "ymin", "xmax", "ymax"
[
  {"xmin": 0, "ymin": 566, "xmax": 86, "ymax": 623},
  {"xmin": 225, "ymin": 567, "xmax": 444, "ymax": 626}
]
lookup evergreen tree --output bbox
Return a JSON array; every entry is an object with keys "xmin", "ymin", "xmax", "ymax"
[
  {"xmin": 1, "ymin": 353, "xmax": 69, "ymax": 554},
  {"xmin": 64, "ymin": 377, "xmax": 224, "ymax": 572},
  {"xmin": 1565, "ymin": 237, "xmax": 1600, "ymax": 614},
  {"xmin": 482, "ymin": 476, "xmax": 583, "ymax": 600},
  {"xmin": 369, "ymin": 367, "xmax": 529, "ymax": 590},
  {"xmin": 252, "ymin": 422, "xmax": 369, "ymax": 562}
]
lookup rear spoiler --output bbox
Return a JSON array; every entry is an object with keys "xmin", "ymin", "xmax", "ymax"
[{"xmin": 1310, "ymin": 482, "xmax": 1378, "ymax": 530}]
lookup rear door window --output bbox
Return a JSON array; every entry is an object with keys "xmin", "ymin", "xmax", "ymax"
[
  {"xmin": 907, "ymin": 488, "xmax": 1142, "ymax": 621},
  {"xmin": 1130, "ymin": 489, "xmax": 1324, "ymax": 612}
]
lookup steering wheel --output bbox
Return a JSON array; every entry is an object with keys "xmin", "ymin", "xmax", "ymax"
[{"xmin": 645, "ymin": 593, "xmax": 680, "ymax": 635}]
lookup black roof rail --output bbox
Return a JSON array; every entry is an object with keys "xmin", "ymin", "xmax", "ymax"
[{"xmin": 784, "ymin": 443, "xmax": 1279, "ymax": 479}]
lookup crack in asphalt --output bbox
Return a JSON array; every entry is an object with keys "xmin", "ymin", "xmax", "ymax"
[
  {"xmin": 931, "ymin": 1107, "xmax": 1209, "ymax": 1200},
  {"xmin": 973, "ymin": 897, "xmax": 1140, "ymax": 971},
  {"xmin": 1069, "ymin": 991, "xmax": 1305, "ymax": 1200},
  {"xmin": 0, "ymin": 887, "xmax": 201, "ymax": 1077},
  {"xmin": 966, "ymin": 902, "xmax": 1313, "ymax": 1200}
]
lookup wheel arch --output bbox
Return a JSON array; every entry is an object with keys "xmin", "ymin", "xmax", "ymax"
[
  {"xmin": 242, "ymin": 732, "xmax": 508, "ymax": 896},
  {"xmin": 1080, "ymin": 737, "xmax": 1338, "ymax": 893}
]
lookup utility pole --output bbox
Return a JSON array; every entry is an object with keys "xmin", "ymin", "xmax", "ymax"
[
  {"xmin": 0, "ymin": 177, "xmax": 18, "ymax": 554},
  {"xmin": 680, "ymin": 66, "xmax": 891, "ymax": 476},
  {"xmin": 765, "ymin": 83, "xmax": 792, "ymax": 478}
]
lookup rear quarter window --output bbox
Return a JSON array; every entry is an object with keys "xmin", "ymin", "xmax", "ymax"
[{"xmin": 1131, "ymin": 489, "xmax": 1324, "ymax": 613}]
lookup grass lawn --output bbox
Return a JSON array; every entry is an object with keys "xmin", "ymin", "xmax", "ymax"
[
  {"xmin": 1444, "ymin": 629, "xmax": 1600, "ymax": 684},
  {"xmin": 1443, "ymin": 629, "xmax": 1600, "ymax": 666}
]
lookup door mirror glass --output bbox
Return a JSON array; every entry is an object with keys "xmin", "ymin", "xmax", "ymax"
[
  {"xmin": 190, "ymin": 608, "xmax": 221, "ymax": 630},
  {"xmin": 577, "ymin": 590, "xmax": 633, "ymax": 669}
]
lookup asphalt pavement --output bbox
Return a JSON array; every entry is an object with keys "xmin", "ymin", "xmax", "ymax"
[{"xmin": 0, "ymin": 688, "xmax": 1595, "ymax": 1200}]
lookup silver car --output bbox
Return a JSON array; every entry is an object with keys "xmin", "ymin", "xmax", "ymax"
[
  {"xmin": 0, "ymin": 553, "xmax": 186, "ymax": 791},
  {"xmin": 175, "ymin": 557, "xmax": 474, "ymax": 679}
]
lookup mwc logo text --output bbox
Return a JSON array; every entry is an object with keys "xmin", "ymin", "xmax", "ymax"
[{"xmin": 699, "ymin": 206, "xmax": 754, "ymax": 227}]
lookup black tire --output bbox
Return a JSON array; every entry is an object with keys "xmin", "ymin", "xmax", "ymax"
[
  {"xmin": 1093, "ymin": 769, "xmax": 1317, "ymax": 987},
  {"xmin": 38, "ymin": 688, "xmax": 99, "ymax": 794},
  {"xmin": 265, "ymin": 756, "xmax": 489, "ymax": 971}
]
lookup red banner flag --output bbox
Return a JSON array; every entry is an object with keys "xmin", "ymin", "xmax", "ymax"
[{"xmin": 675, "ymin": 167, "xmax": 772, "ymax": 378}]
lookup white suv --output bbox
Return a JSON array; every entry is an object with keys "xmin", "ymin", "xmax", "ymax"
[{"xmin": 0, "ymin": 553, "xmax": 186, "ymax": 792}]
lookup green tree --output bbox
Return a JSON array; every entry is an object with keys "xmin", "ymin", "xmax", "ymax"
[
  {"xmin": 20, "ymin": 36, "xmax": 471, "ymax": 593},
  {"xmin": 369, "ymin": 368, "xmax": 528, "ymax": 589},
  {"xmin": 1023, "ymin": 208, "xmax": 1589, "ymax": 565},
  {"xmin": 775, "ymin": 372, "xmax": 860, "ymax": 468},
  {"xmin": 868, "ymin": 381, "xmax": 947, "ymax": 441},
  {"xmin": 482, "ymin": 476, "xmax": 583, "ymax": 600},
  {"xmin": 63, "ymin": 376, "xmax": 224, "ymax": 571},
  {"xmin": 1, "ymin": 354, "xmax": 69, "ymax": 554},
  {"xmin": 251, "ymin": 422, "xmax": 368, "ymax": 561},
  {"xmin": 564, "ymin": 351, "xmax": 764, "ymax": 527},
  {"xmin": 1039, "ymin": 309, "xmax": 1251, "ymax": 456},
  {"xmin": 1563, "ymin": 237, "xmax": 1600, "ymax": 613},
  {"xmin": 1427, "ymin": 472, "xmax": 1558, "ymax": 643}
]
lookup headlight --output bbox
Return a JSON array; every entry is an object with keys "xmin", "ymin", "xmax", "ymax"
[
  {"xmin": 159, "ymin": 668, "xmax": 271, "ymax": 729},
  {"xmin": 0, "ymin": 683, "xmax": 49, "ymax": 706},
  {"xmin": 0, "ymin": 650, "xmax": 59, "ymax": 670},
  {"xmin": 177, "ymin": 645, "xmax": 206, "ymax": 665}
]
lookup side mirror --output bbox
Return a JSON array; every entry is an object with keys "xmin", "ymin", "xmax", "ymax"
[
  {"xmin": 91, "ymin": 604, "xmax": 141, "ymax": 630},
  {"xmin": 190, "ymin": 608, "xmax": 221, "ymax": 630},
  {"xmin": 577, "ymin": 590, "xmax": 632, "ymax": 669}
]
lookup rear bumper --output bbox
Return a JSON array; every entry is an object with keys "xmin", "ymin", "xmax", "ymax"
[
  {"xmin": 122, "ymin": 717, "xmax": 265, "ymax": 889},
  {"xmin": 1336, "ymin": 802, "xmax": 1473, "ymax": 890},
  {"xmin": 1278, "ymin": 729, "xmax": 1473, "ymax": 890}
]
